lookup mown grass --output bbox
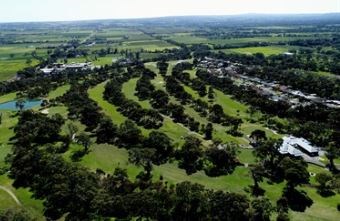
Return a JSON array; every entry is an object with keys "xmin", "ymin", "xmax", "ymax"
[
  {"xmin": 122, "ymin": 78, "xmax": 151, "ymax": 109},
  {"xmin": 47, "ymin": 84, "xmax": 70, "ymax": 100},
  {"xmin": 88, "ymin": 82, "xmax": 127, "ymax": 125}
]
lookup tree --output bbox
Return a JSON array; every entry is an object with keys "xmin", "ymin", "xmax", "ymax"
[
  {"xmin": 192, "ymin": 78, "xmax": 207, "ymax": 97},
  {"xmin": 77, "ymin": 132, "xmax": 92, "ymax": 153},
  {"xmin": 204, "ymin": 123, "xmax": 213, "ymax": 140},
  {"xmin": 253, "ymin": 139, "xmax": 282, "ymax": 181},
  {"xmin": 208, "ymin": 86, "xmax": 214, "ymax": 99},
  {"xmin": 209, "ymin": 104, "xmax": 225, "ymax": 123},
  {"xmin": 144, "ymin": 131, "xmax": 173, "ymax": 164},
  {"xmin": 0, "ymin": 208, "xmax": 37, "ymax": 221},
  {"xmin": 118, "ymin": 120, "xmax": 143, "ymax": 147},
  {"xmin": 249, "ymin": 164, "xmax": 266, "ymax": 196},
  {"xmin": 325, "ymin": 142, "xmax": 340, "ymax": 173},
  {"xmin": 203, "ymin": 143, "xmax": 239, "ymax": 177},
  {"xmin": 157, "ymin": 60, "xmax": 169, "ymax": 75},
  {"xmin": 250, "ymin": 129, "xmax": 267, "ymax": 146},
  {"xmin": 315, "ymin": 172, "xmax": 335, "ymax": 197},
  {"xmin": 95, "ymin": 117, "xmax": 118, "ymax": 144},
  {"xmin": 15, "ymin": 99, "xmax": 26, "ymax": 111},
  {"xmin": 0, "ymin": 112, "xmax": 2, "ymax": 125},
  {"xmin": 150, "ymin": 90, "xmax": 169, "ymax": 109},
  {"xmin": 177, "ymin": 136, "xmax": 203, "ymax": 175},
  {"xmin": 172, "ymin": 182, "xmax": 210, "ymax": 221},
  {"xmin": 279, "ymin": 157, "xmax": 310, "ymax": 189},
  {"xmin": 210, "ymin": 191, "xmax": 249, "ymax": 221},
  {"xmin": 279, "ymin": 157, "xmax": 313, "ymax": 212},
  {"xmin": 250, "ymin": 197, "xmax": 274, "ymax": 221},
  {"xmin": 26, "ymin": 58, "xmax": 32, "ymax": 65},
  {"xmin": 66, "ymin": 122, "xmax": 78, "ymax": 141}
]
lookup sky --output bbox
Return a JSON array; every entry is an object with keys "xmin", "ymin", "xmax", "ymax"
[{"xmin": 0, "ymin": 0, "xmax": 339, "ymax": 22}]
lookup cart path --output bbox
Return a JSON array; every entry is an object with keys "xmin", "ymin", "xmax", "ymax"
[{"xmin": 0, "ymin": 185, "xmax": 21, "ymax": 206}]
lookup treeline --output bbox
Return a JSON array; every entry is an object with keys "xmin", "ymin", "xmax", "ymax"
[
  {"xmin": 58, "ymin": 82, "xmax": 104, "ymax": 131},
  {"xmin": 0, "ymin": 62, "xmax": 109, "ymax": 97},
  {"xmin": 169, "ymin": 62, "xmax": 243, "ymax": 136},
  {"xmin": 104, "ymin": 65, "xmax": 164, "ymax": 129}
]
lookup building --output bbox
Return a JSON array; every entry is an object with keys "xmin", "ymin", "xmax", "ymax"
[
  {"xmin": 279, "ymin": 136, "xmax": 320, "ymax": 157},
  {"xmin": 40, "ymin": 62, "xmax": 93, "ymax": 75}
]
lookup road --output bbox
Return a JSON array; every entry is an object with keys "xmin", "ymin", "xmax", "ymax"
[{"xmin": 0, "ymin": 185, "xmax": 21, "ymax": 206}]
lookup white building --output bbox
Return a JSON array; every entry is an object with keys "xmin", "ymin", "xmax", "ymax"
[
  {"xmin": 280, "ymin": 136, "xmax": 320, "ymax": 157},
  {"xmin": 40, "ymin": 62, "xmax": 93, "ymax": 75}
]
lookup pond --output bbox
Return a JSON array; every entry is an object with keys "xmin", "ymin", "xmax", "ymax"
[{"xmin": 0, "ymin": 99, "xmax": 42, "ymax": 111}]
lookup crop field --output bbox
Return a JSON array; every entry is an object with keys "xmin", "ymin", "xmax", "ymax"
[
  {"xmin": 165, "ymin": 34, "xmax": 320, "ymax": 46},
  {"xmin": 165, "ymin": 34, "xmax": 209, "ymax": 44},
  {"xmin": 0, "ymin": 45, "xmax": 42, "ymax": 80}
]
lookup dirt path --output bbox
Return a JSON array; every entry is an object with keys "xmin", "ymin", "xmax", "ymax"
[{"xmin": 0, "ymin": 185, "xmax": 21, "ymax": 206}]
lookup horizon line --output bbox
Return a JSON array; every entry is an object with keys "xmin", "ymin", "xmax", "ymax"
[{"xmin": 1, "ymin": 12, "xmax": 340, "ymax": 24}]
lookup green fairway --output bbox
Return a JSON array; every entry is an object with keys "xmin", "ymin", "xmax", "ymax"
[
  {"xmin": 122, "ymin": 78, "xmax": 151, "ymax": 109},
  {"xmin": 47, "ymin": 84, "xmax": 70, "ymax": 100},
  {"xmin": 88, "ymin": 82, "xmax": 127, "ymax": 125}
]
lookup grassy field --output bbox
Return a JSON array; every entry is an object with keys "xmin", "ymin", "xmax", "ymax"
[
  {"xmin": 220, "ymin": 46, "xmax": 294, "ymax": 56},
  {"xmin": 0, "ymin": 45, "xmax": 43, "ymax": 81},
  {"xmin": 166, "ymin": 35, "xmax": 317, "ymax": 46}
]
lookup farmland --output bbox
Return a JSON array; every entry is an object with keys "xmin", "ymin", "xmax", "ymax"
[{"xmin": 219, "ymin": 46, "xmax": 295, "ymax": 56}]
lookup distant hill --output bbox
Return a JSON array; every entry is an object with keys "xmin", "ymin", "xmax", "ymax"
[{"xmin": 1, "ymin": 13, "xmax": 340, "ymax": 29}]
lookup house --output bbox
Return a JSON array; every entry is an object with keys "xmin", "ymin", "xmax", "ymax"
[{"xmin": 279, "ymin": 136, "xmax": 320, "ymax": 157}]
